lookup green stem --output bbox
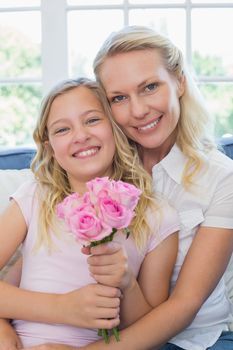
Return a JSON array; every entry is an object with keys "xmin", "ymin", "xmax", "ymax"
[{"xmin": 112, "ymin": 326, "xmax": 120, "ymax": 342}]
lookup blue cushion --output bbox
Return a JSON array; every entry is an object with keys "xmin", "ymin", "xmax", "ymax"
[
  {"xmin": 219, "ymin": 136, "xmax": 233, "ymax": 160},
  {"xmin": 0, "ymin": 147, "xmax": 36, "ymax": 170}
]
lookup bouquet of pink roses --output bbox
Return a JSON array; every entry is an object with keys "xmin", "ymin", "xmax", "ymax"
[{"xmin": 56, "ymin": 177, "xmax": 141, "ymax": 343}]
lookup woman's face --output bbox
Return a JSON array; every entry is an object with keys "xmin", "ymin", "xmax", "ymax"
[
  {"xmin": 99, "ymin": 49, "xmax": 184, "ymax": 158},
  {"xmin": 46, "ymin": 86, "xmax": 116, "ymax": 192}
]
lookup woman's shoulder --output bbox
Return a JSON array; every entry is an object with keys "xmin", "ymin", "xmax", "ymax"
[
  {"xmin": 159, "ymin": 200, "xmax": 180, "ymax": 235},
  {"xmin": 206, "ymin": 148, "xmax": 233, "ymax": 179},
  {"xmin": 146, "ymin": 199, "xmax": 180, "ymax": 247}
]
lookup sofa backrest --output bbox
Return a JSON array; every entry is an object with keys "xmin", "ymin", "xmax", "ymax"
[{"xmin": 0, "ymin": 147, "xmax": 36, "ymax": 170}]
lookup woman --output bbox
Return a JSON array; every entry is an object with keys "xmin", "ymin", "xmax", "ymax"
[{"xmin": 89, "ymin": 25, "xmax": 233, "ymax": 350}]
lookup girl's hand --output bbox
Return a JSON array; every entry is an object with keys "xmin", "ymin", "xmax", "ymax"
[
  {"xmin": 58, "ymin": 283, "xmax": 120, "ymax": 330},
  {"xmin": 0, "ymin": 319, "xmax": 22, "ymax": 350},
  {"xmin": 82, "ymin": 242, "xmax": 135, "ymax": 291}
]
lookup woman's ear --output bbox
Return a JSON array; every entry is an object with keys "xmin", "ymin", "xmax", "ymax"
[{"xmin": 178, "ymin": 74, "xmax": 185, "ymax": 98}]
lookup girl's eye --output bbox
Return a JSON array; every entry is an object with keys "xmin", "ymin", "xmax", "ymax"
[
  {"xmin": 110, "ymin": 95, "xmax": 126, "ymax": 104},
  {"xmin": 145, "ymin": 83, "xmax": 157, "ymax": 92},
  {"xmin": 86, "ymin": 117, "xmax": 101, "ymax": 125},
  {"xmin": 54, "ymin": 127, "xmax": 69, "ymax": 134}
]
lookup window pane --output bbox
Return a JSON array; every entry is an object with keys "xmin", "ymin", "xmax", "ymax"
[
  {"xmin": 0, "ymin": 0, "xmax": 40, "ymax": 7},
  {"xmin": 129, "ymin": 9, "xmax": 186, "ymax": 55},
  {"xmin": 68, "ymin": 10, "xmax": 123, "ymax": 78},
  {"xmin": 0, "ymin": 84, "xmax": 42, "ymax": 146},
  {"xmin": 67, "ymin": 0, "xmax": 122, "ymax": 5},
  {"xmin": 199, "ymin": 83, "xmax": 233, "ymax": 137},
  {"xmin": 130, "ymin": 0, "xmax": 184, "ymax": 3},
  {"xmin": 192, "ymin": 0, "xmax": 233, "ymax": 3},
  {"xmin": 0, "ymin": 12, "xmax": 41, "ymax": 79},
  {"xmin": 192, "ymin": 9, "xmax": 233, "ymax": 76}
]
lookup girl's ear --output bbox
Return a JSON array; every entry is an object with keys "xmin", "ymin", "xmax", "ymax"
[{"xmin": 44, "ymin": 140, "xmax": 54, "ymax": 155}]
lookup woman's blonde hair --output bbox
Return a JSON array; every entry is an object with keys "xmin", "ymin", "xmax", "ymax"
[
  {"xmin": 31, "ymin": 77, "xmax": 159, "ymax": 250},
  {"xmin": 93, "ymin": 26, "xmax": 216, "ymax": 188}
]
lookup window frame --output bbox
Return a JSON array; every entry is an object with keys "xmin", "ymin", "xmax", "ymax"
[{"xmin": 0, "ymin": 0, "xmax": 233, "ymax": 94}]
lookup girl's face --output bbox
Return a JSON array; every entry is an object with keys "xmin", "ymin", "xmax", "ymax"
[
  {"xmin": 99, "ymin": 49, "xmax": 184, "ymax": 160},
  {"xmin": 47, "ymin": 86, "xmax": 116, "ymax": 192}
]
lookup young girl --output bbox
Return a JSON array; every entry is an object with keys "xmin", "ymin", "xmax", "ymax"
[{"xmin": 0, "ymin": 78, "xmax": 179, "ymax": 347}]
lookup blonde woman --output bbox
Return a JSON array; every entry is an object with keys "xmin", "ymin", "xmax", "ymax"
[
  {"xmin": 0, "ymin": 77, "xmax": 178, "ymax": 348},
  {"xmin": 83, "ymin": 26, "xmax": 233, "ymax": 350}
]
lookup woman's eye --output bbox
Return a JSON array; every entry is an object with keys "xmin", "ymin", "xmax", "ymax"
[
  {"xmin": 111, "ymin": 95, "xmax": 126, "ymax": 104},
  {"xmin": 145, "ymin": 83, "xmax": 157, "ymax": 92}
]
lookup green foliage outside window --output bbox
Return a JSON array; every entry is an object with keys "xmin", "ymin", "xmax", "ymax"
[
  {"xmin": 193, "ymin": 51, "xmax": 233, "ymax": 137},
  {"xmin": 0, "ymin": 26, "xmax": 42, "ymax": 146},
  {"xmin": 0, "ymin": 27, "xmax": 232, "ymax": 147}
]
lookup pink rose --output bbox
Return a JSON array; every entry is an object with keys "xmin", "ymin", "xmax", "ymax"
[
  {"xmin": 56, "ymin": 192, "xmax": 81, "ymax": 219},
  {"xmin": 56, "ymin": 192, "xmax": 92, "ymax": 220},
  {"xmin": 56, "ymin": 177, "xmax": 141, "ymax": 246},
  {"xmin": 111, "ymin": 181, "xmax": 142, "ymax": 209},
  {"xmin": 98, "ymin": 196, "xmax": 134, "ymax": 229},
  {"xmin": 86, "ymin": 177, "xmax": 110, "ymax": 198},
  {"xmin": 68, "ymin": 209, "xmax": 112, "ymax": 245}
]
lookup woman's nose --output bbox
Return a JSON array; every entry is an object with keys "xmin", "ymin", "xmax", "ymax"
[{"xmin": 130, "ymin": 96, "xmax": 149, "ymax": 119}]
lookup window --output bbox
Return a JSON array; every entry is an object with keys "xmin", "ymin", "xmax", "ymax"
[{"xmin": 1, "ymin": 0, "xmax": 233, "ymax": 146}]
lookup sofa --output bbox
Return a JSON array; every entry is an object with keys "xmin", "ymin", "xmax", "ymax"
[{"xmin": 0, "ymin": 138, "xmax": 233, "ymax": 328}]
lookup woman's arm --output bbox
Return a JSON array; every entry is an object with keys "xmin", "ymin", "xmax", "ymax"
[
  {"xmin": 78, "ymin": 226, "xmax": 233, "ymax": 349},
  {"xmin": 119, "ymin": 231, "xmax": 178, "ymax": 327},
  {"xmin": 83, "ymin": 232, "xmax": 178, "ymax": 328}
]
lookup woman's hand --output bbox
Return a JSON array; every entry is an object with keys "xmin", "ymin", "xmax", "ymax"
[
  {"xmin": 0, "ymin": 319, "xmax": 22, "ymax": 350},
  {"xmin": 82, "ymin": 242, "xmax": 135, "ymax": 291}
]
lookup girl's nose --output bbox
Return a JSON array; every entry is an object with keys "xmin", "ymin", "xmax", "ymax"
[
  {"xmin": 73, "ymin": 126, "xmax": 90, "ymax": 143},
  {"xmin": 130, "ymin": 96, "xmax": 149, "ymax": 119}
]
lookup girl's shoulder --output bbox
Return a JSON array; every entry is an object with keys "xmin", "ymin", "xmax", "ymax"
[
  {"xmin": 12, "ymin": 176, "xmax": 38, "ymax": 200},
  {"xmin": 10, "ymin": 177, "xmax": 40, "ymax": 227}
]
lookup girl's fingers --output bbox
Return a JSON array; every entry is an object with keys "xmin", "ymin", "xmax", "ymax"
[
  {"xmin": 95, "ymin": 284, "xmax": 121, "ymax": 298},
  {"xmin": 96, "ymin": 296, "xmax": 120, "ymax": 308}
]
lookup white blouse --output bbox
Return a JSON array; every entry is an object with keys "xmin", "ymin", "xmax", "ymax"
[{"xmin": 152, "ymin": 144, "xmax": 233, "ymax": 350}]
